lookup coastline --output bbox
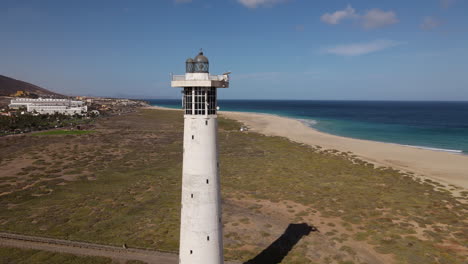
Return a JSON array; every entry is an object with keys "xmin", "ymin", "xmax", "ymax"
[{"xmin": 146, "ymin": 106, "xmax": 468, "ymax": 190}]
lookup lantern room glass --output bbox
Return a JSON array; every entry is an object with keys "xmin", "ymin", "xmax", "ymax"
[
  {"xmin": 194, "ymin": 62, "xmax": 209, "ymax": 73},
  {"xmin": 186, "ymin": 61, "xmax": 194, "ymax": 73}
]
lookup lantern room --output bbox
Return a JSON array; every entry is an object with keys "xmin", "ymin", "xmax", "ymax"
[
  {"xmin": 186, "ymin": 51, "xmax": 209, "ymax": 73},
  {"xmin": 186, "ymin": 58, "xmax": 194, "ymax": 73}
]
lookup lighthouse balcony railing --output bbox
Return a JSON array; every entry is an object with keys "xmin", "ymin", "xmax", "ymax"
[
  {"xmin": 209, "ymin": 75, "xmax": 227, "ymax": 81},
  {"xmin": 171, "ymin": 75, "xmax": 186, "ymax": 81},
  {"xmin": 171, "ymin": 75, "xmax": 227, "ymax": 81}
]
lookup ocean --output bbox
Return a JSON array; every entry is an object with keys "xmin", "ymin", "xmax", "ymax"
[{"xmin": 147, "ymin": 99, "xmax": 468, "ymax": 154}]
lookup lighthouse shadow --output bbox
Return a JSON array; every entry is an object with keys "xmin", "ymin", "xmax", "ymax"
[{"xmin": 243, "ymin": 223, "xmax": 317, "ymax": 264}]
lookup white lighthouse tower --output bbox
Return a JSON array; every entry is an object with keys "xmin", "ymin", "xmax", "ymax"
[{"xmin": 171, "ymin": 51, "xmax": 229, "ymax": 264}]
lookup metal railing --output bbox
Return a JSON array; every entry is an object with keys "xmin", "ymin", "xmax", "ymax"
[
  {"xmin": 209, "ymin": 75, "xmax": 226, "ymax": 81},
  {"xmin": 171, "ymin": 75, "xmax": 186, "ymax": 81},
  {"xmin": 171, "ymin": 75, "xmax": 228, "ymax": 81}
]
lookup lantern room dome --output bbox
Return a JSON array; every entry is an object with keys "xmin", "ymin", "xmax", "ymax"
[
  {"xmin": 186, "ymin": 58, "xmax": 194, "ymax": 63},
  {"xmin": 194, "ymin": 52, "xmax": 209, "ymax": 63},
  {"xmin": 193, "ymin": 51, "xmax": 209, "ymax": 73}
]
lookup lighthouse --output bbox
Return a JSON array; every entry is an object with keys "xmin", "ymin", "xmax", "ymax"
[{"xmin": 171, "ymin": 51, "xmax": 229, "ymax": 264}]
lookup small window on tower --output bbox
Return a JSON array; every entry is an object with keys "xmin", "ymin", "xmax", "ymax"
[
  {"xmin": 206, "ymin": 120, "xmax": 208, "ymax": 125},
  {"xmin": 206, "ymin": 179, "xmax": 209, "ymax": 184},
  {"xmin": 190, "ymin": 250, "xmax": 193, "ymax": 254},
  {"xmin": 207, "ymin": 236, "xmax": 210, "ymax": 241},
  {"xmin": 192, "ymin": 135, "xmax": 194, "ymax": 140},
  {"xmin": 191, "ymin": 194, "xmax": 193, "ymax": 198}
]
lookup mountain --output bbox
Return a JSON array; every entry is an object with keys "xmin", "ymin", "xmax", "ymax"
[{"xmin": 0, "ymin": 75, "xmax": 63, "ymax": 97}]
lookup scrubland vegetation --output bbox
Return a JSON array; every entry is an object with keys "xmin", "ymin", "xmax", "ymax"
[
  {"xmin": 0, "ymin": 109, "xmax": 466, "ymax": 263},
  {"xmin": 0, "ymin": 112, "xmax": 93, "ymax": 136},
  {"xmin": 33, "ymin": 130, "xmax": 95, "ymax": 136}
]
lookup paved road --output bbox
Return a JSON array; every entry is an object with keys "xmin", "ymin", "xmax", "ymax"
[{"xmin": 0, "ymin": 232, "xmax": 239, "ymax": 264}]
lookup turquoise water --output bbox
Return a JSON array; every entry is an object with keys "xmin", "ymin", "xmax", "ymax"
[{"xmin": 148, "ymin": 99, "xmax": 468, "ymax": 154}]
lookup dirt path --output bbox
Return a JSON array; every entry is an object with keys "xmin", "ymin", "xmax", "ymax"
[{"xmin": 0, "ymin": 232, "xmax": 239, "ymax": 264}]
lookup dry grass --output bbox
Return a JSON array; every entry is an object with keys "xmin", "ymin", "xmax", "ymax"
[{"xmin": 0, "ymin": 109, "xmax": 466, "ymax": 264}]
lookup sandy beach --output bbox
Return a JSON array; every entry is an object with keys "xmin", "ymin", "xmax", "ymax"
[
  {"xmin": 148, "ymin": 106, "xmax": 468, "ymax": 189},
  {"xmin": 220, "ymin": 111, "xmax": 468, "ymax": 190}
]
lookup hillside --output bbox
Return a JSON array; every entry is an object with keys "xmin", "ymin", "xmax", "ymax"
[{"xmin": 0, "ymin": 75, "xmax": 62, "ymax": 97}]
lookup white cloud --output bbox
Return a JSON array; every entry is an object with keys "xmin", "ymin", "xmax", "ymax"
[
  {"xmin": 321, "ymin": 5, "xmax": 358, "ymax": 25},
  {"xmin": 421, "ymin": 17, "xmax": 442, "ymax": 30},
  {"xmin": 361, "ymin": 9, "xmax": 398, "ymax": 29},
  {"xmin": 324, "ymin": 40, "xmax": 402, "ymax": 56},
  {"xmin": 237, "ymin": 0, "xmax": 285, "ymax": 9},
  {"xmin": 320, "ymin": 6, "xmax": 398, "ymax": 29}
]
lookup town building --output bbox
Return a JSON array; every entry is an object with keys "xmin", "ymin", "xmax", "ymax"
[{"xmin": 9, "ymin": 98, "xmax": 87, "ymax": 115}]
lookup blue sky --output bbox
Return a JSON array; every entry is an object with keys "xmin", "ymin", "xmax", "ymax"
[{"xmin": 1, "ymin": 0, "xmax": 467, "ymax": 100}]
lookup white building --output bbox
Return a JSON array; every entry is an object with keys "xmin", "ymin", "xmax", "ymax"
[
  {"xmin": 9, "ymin": 98, "xmax": 87, "ymax": 115},
  {"xmin": 171, "ymin": 51, "xmax": 229, "ymax": 264}
]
